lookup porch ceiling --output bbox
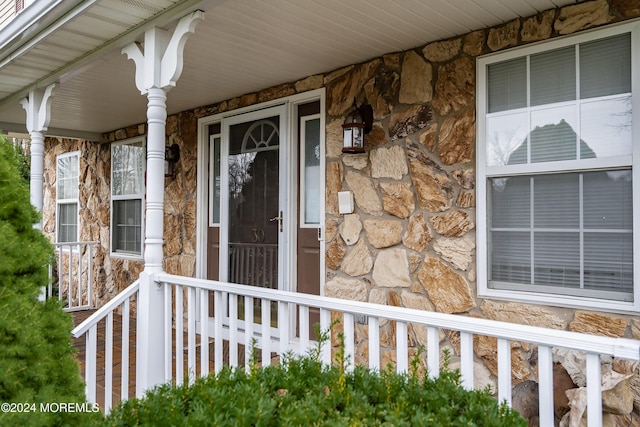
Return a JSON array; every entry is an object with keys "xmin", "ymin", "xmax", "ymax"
[{"xmin": 0, "ymin": 0, "xmax": 580, "ymax": 140}]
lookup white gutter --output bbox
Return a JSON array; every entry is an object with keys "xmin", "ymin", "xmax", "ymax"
[{"xmin": 0, "ymin": 0, "xmax": 72, "ymax": 54}]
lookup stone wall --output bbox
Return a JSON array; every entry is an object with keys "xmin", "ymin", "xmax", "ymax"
[
  {"xmin": 41, "ymin": 0, "xmax": 640, "ymax": 422},
  {"xmin": 43, "ymin": 137, "xmax": 144, "ymax": 306}
]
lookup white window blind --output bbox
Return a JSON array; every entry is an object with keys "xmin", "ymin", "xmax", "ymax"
[
  {"xmin": 478, "ymin": 25, "xmax": 637, "ymax": 309},
  {"xmin": 111, "ymin": 139, "xmax": 145, "ymax": 256}
]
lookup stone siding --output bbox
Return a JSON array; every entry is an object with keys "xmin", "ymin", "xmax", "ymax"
[{"xmin": 41, "ymin": 0, "xmax": 640, "ymax": 422}]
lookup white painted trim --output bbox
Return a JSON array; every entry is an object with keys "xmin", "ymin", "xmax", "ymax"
[
  {"xmin": 208, "ymin": 133, "xmax": 221, "ymax": 227},
  {"xmin": 299, "ymin": 114, "xmax": 322, "ymax": 229},
  {"xmin": 195, "ymin": 88, "xmax": 327, "ymax": 287},
  {"xmin": 476, "ymin": 21, "xmax": 640, "ymax": 313},
  {"xmin": 109, "ymin": 136, "xmax": 146, "ymax": 260},
  {"xmin": 55, "ymin": 150, "xmax": 80, "ymax": 244}
]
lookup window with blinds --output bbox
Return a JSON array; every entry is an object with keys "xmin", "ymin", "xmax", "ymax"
[
  {"xmin": 56, "ymin": 152, "xmax": 80, "ymax": 243},
  {"xmin": 477, "ymin": 24, "xmax": 638, "ymax": 311},
  {"xmin": 111, "ymin": 138, "xmax": 145, "ymax": 257}
]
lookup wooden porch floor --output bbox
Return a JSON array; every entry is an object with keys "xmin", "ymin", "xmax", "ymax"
[{"xmin": 71, "ymin": 310, "xmax": 248, "ymax": 411}]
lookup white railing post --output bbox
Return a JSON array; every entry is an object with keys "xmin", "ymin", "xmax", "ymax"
[
  {"xmin": 538, "ymin": 345, "xmax": 554, "ymax": 426},
  {"xmin": 135, "ymin": 272, "xmax": 167, "ymax": 397},
  {"xmin": 586, "ymin": 353, "xmax": 602, "ymax": 426}
]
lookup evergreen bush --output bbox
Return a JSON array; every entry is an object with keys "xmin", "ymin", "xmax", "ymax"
[
  {"xmin": 104, "ymin": 329, "xmax": 526, "ymax": 426},
  {"xmin": 0, "ymin": 137, "xmax": 94, "ymax": 426}
]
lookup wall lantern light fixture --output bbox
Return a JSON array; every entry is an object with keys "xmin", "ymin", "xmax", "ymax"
[
  {"xmin": 342, "ymin": 98, "xmax": 373, "ymax": 154},
  {"xmin": 164, "ymin": 143, "xmax": 180, "ymax": 177}
]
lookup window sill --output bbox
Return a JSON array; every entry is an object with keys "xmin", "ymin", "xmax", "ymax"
[{"xmin": 478, "ymin": 286, "xmax": 639, "ymax": 314}]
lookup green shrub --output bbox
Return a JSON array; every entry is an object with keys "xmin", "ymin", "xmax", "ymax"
[
  {"xmin": 0, "ymin": 136, "xmax": 96, "ymax": 426},
  {"xmin": 104, "ymin": 330, "xmax": 526, "ymax": 426}
]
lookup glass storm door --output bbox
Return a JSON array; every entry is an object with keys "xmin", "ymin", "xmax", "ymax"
[{"xmin": 220, "ymin": 105, "xmax": 287, "ymax": 308}]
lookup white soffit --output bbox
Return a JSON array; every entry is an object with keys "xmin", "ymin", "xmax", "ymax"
[{"xmin": 0, "ymin": 0, "xmax": 580, "ymax": 138}]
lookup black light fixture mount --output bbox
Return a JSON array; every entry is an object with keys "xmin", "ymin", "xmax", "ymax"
[
  {"xmin": 164, "ymin": 143, "xmax": 181, "ymax": 177},
  {"xmin": 342, "ymin": 98, "xmax": 373, "ymax": 154}
]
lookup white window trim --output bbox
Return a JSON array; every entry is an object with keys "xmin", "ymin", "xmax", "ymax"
[
  {"xmin": 299, "ymin": 113, "xmax": 321, "ymax": 229},
  {"xmin": 55, "ymin": 151, "xmax": 80, "ymax": 245},
  {"xmin": 110, "ymin": 137, "xmax": 145, "ymax": 260},
  {"xmin": 209, "ymin": 132, "xmax": 221, "ymax": 227},
  {"xmin": 476, "ymin": 21, "xmax": 640, "ymax": 313}
]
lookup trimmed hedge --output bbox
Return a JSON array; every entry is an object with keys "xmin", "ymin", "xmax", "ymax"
[{"xmin": 102, "ymin": 336, "xmax": 526, "ymax": 426}]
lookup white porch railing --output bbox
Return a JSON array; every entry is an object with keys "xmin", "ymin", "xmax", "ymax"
[
  {"xmin": 71, "ymin": 280, "xmax": 139, "ymax": 412},
  {"xmin": 50, "ymin": 241, "xmax": 99, "ymax": 311},
  {"xmin": 72, "ymin": 273, "xmax": 640, "ymax": 424}
]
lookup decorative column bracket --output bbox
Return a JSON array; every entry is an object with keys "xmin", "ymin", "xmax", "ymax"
[
  {"xmin": 122, "ymin": 10, "xmax": 204, "ymax": 94},
  {"xmin": 20, "ymin": 83, "xmax": 58, "ymax": 228}
]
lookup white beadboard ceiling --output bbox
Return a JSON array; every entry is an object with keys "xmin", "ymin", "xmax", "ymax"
[{"xmin": 0, "ymin": 0, "xmax": 580, "ymax": 139}]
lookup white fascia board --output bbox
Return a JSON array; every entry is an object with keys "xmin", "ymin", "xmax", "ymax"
[{"xmin": 0, "ymin": 0, "xmax": 71, "ymax": 54}]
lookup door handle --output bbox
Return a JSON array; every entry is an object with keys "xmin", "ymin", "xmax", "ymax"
[{"xmin": 269, "ymin": 211, "xmax": 283, "ymax": 232}]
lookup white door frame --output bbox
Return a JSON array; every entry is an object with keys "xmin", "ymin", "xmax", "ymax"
[{"xmin": 195, "ymin": 88, "xmax": 326, "ymax": 294}]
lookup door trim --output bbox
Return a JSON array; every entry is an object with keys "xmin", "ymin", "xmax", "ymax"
[{"xmin": 196, "ymin": 88, "xmax": 326, "ymax": 294}]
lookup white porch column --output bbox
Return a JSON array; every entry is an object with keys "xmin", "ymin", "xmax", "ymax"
[
  {"xmin": 122, "ymin": 10, "xmax": 203, "ymax": 396},
  {"xmin": 20, "ymin": 83, "xmax": 57, "ymax": 230}
]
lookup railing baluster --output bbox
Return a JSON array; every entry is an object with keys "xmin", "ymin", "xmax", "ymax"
[
  {"xmin": 229, "ymin": 294, "xmax": 238, "ymax": 367},
  {"xmin": 199, "ymin": 288, "xmax": 209, "ymax": 378},
  {"xmin": 76, "ymin": 244, "xmax": 82, "ymax": 308},
  {"xmin": 87, "ymin": 244, "xmax": 93, "ymax": 308},
  {"xmin": 122, "ymin": 299, "xmax": 130, "ymax": 401},
  {"xmin": 396, "ymin": 321, "xmax": 408, "ymax": 373},
  {"xmin": 85, "ymin": 324, "xmax": 97, "ymax": 404},
  {"xmin": 279, "ymin": 301, "xmax": 289, "ymax": 357},
  {"xmin": 319, "ymin": 308, "xmax": 331, "ymax": 366},
  {"xmin": 214, "ymin": 291, "xmax": 223, "ymax": 373},
  {"xmin": 538, "ymin": 345, "xmax": 554, "ymax": 426},
  {"xmin": 176, "ymin": 285, "xmax": 184, "ymax": 386},
  {"xmin": 586, "ymin": 353, "xmax": 602, "ymax": 426},
  {"xmin": 187, "ymin": 286, "xmax": 196, "ymax": 384},
  {"xmin": 105, "ymin": 312, "xmax": 113, "ymax": 412},
  {"xmin": 67, "ymin": 245, "xmax": 72, "ymax": 309},
  {"xmin": 460, "ymin": 332, "xmax": 474, "ymax": 390},
  {"xmin": 164, "ymin": 284, "xmax": 172, "ymax": 382},
  {"xmin": 368, "ymin": 316, "xmax": 379, "ymax": 370},
  {"xmin": 299, "ymin": 305, "xmax": 309, "ymax": 355},
  {"xmin": 497, "ymin": 338, "xmax": 512, "ymax": 407},
  {"xmin": 244, "ymin": 296, "xmax": 254, "ymax": 371},
  {"xmin": 343, "ymin": 312, "xmax": 354, "ymax": 372},
  {"xmin": 261, "ymin": 298, "xmax": 271, "ymax": 366},
  {"xmin": 427, "ymin": 326, "xmax": 439, "ymax": 378}
]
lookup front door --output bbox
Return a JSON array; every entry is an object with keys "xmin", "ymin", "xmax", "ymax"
[
  {"xmin": 221, "ymin": 106, "xmax": 285, "ymax": 291},
  {"xmin": 204, "ymin": 98, "xmax": 322, "ymax": 335}
]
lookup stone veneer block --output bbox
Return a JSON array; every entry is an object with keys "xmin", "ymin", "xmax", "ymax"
[
  {"xmin": 399, "ymin": 51, "xmax": 433, "ymax": 104},
  {"xmin": 438, "ymin": 109, "xmax": 475, "ymax": 165},
  {"xmin": 324, "ymin": 276, "xmax": 368, "ymax": 302},
  {"xmin": 418, "ymin": 257, "xmax": 475, "ymax": 314},
  {"xmin": 555, "ymin": 0, "xmax": 613, "ymax": 35},
  {"xmin": 325, "ymin": 161, "xmax": 343, "ymax": 216},
  {"xmin": 422, "ymin": 38, "xmax": 461, "ymax": 62},
  {"xmin": 406, "ymin": 142, "xmax": 454, "ymax": 212},
  {"xmin": 481, "ymin": 300, "xmax": 568, "ymax": 330},
  {"xmin": 402, "ymin": 213, "xmax": 432, "ymax": 252},
  {"xmin": 521, "ymin": 10, "xmax": 554, "ymax": 42},
  {"xmin": 380, "ymin": 182, "xmax": 415, "ymax": 218},
  {"xmin": 432, "ymin": 57, "xmax": 475, "ymax": 116},
  {"xmin": 372, "ymin": 248, "xmax": 411, "ymax": 288},
  {"xmin": 341, "ymin": 239, "xmax": 373, "ymax": 277},
  {"xmin": 388, "ymin": 105, "xmax": 432, "ymax": 140},
  {"xmin": 363, "ymin": 219, "xmax": 403, "ymax": 248},
  {"xmin": 433, "ymin": 235, "xmax": 475, "ymax": 271},
  {"xmin": 327, "ymin": 59, "xmax": 381, "ymax": 116},
  {"xmin": 430, "ymin": 210, "xmax": 475, "ymax": 237},
  {"xmin": 339, "ymin": 214, "xmax": 362, "ymax": 246},
  {"xmin": 569, "ymin": 311, "xmax": 628, "ymax": 337},
  {"xmin": 345, "ymin": 171, "xmax": 383, "ymax": 216},
  {"xmin": 487, "ymin": 19, "xmax": 520, "ymax": 51},
  {"xmin": 325, "ymin": 236, "xmax": 346, "ymax": 271},
  {"xmin": 370, "ymin": 145, "xmax": 408, "ymax": 179}
]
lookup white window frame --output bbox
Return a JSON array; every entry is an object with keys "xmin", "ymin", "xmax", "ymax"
[
  {"xmin": 299, "ymin": 113, "xmax": 321, "ymax": 228},
  {"xmin": 110, "ymin": 137, "xmax": 145, "ymax": 259},
  {"xmin": 56, "ymin": 151, "xmax": 80, "ymax": 244},
  {"xmin": 209, "ymin": 131, "xmax": 221, "ymax": 227},
  {"xmin": 477, "ymin": 22, "xmax": 640, "ymax": 313}
]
